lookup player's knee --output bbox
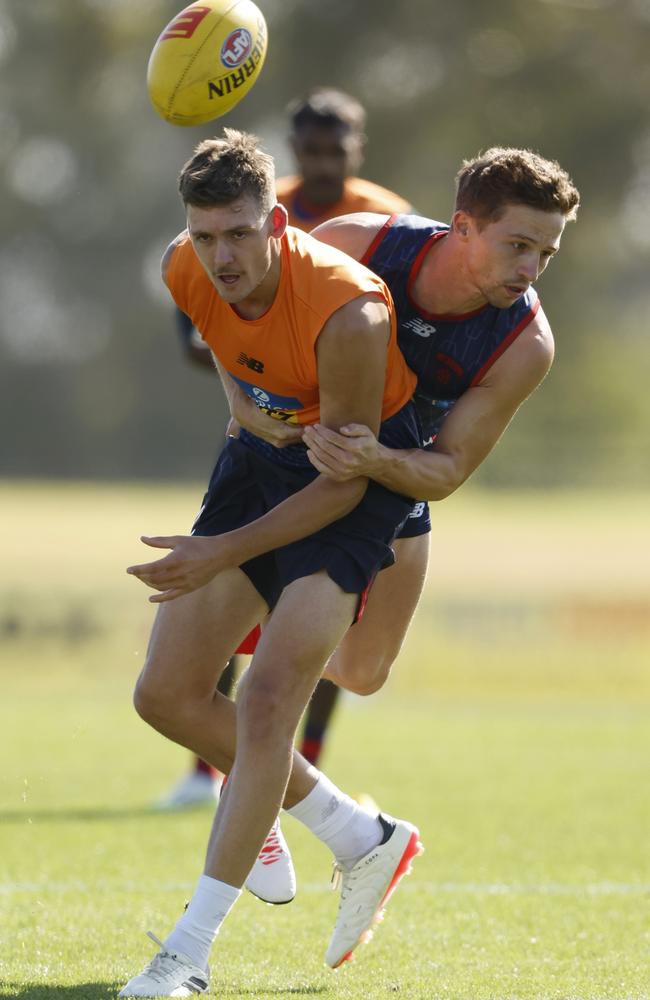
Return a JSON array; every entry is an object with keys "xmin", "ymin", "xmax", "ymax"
[
  {"xmin": 347, "ymin": 664, "xmax": 391, "ymax": 696},
  {"xmin": 238, "ymin": 672, "xmax": 295, "ymax": 744},
  {"xmin": 133, "ymin": 672, "xmax": 175, "ymax": 730},
  {"xmin": 334, "ymin": 651, "xmax": 395, "ymax": 696}
]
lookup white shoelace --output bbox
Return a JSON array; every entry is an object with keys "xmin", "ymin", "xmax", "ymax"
[
  {"xmin": 139, "ymin": 932, "xmax": 191, "ymax": 983},
  {"xmin": 331, "ymin": 862, "xmax": 358, "ymax": 901}
]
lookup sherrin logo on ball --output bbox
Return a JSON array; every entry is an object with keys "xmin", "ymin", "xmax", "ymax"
[{"xmin": 147, "ymin": 0, "xmax": 267, "ymax": 127}]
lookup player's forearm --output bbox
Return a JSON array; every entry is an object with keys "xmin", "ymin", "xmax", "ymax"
[
  {"xmin": 220, "ymin": 476, "xmax": 369, "ymax": 564},
  {"xmin": 369, "ymin": 444, "xmax": 464, "ymax": 501}
]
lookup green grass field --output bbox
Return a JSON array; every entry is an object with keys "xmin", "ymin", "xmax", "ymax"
[{"xmin": 1, "ymin": 481, "xmax": 649, "ymax": 1000}]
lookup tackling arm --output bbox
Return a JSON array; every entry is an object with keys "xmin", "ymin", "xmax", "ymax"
[{"xmin": 304, "ymin": 311, "xmax": 555, "ymax": 500}]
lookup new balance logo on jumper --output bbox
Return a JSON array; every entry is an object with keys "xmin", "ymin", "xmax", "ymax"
[
  {"xmin": 403, "ymin": 318, "xmax": 436, "ymax": 338},
  {"xmin": 237, "ymin": 352, "xmax": 265, "ymax": 373}
]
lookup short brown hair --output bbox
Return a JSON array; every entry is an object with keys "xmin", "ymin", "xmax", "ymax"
[
  {"xmin": 455, "ymin": 147, "xmax": 580, "ymax": 225},
  {"xmin": 178, "ymin": 128, "xmax": 275, "ymax": 212}
]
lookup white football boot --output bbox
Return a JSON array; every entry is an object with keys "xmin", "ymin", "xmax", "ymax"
[
  {"xmin": 118, "ymin": 932, "xmax": 208, "ymax": 997},
  {"xmin": 325, "ymin": 813, "xmax": 423, "ymax": 969},
  {"xmin": 154, "ymin": 771, "xmax": 220, "ymax": 811},
  {"xmin": 245, "ymin": 816, "xmax": 297, "ymax": 904}
]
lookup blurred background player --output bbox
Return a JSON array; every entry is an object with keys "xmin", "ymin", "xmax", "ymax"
[
  {"xmin": 277, "ymin": 87, "xmax": 412, "ymax": 230},
  {"xmin": 157, "ymin": 87, "xmax": 414, "ymax": 810}
]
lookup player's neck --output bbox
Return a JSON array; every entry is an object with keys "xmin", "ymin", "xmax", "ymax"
[{"xmin": 413, "ymin": 233, "xmax": 487, "ymax": 317}]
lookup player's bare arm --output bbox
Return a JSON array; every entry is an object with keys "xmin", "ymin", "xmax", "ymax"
[
  {"xmin": 127, "ymin": 294, "xmax": 390, "ymax": 601},
  {"xmin": 311, "ymin": 213, "xmax": 389, "ymax": 262},
  {"xmin": 304, "ymin": 310, "xmax": 554, "ymax": 500}
]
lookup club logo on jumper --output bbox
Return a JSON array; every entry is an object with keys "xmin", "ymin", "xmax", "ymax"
[
  {"xmin": 403, "ymin": 317, "xmax": 436, "ymax": 338},
  {"xmin": 237, "ymin": 351, "xmax": 264, "ymax": 374},
  {"xmin": 220, "ymin": 28, "xmax": 252, "ymax": 68},
  {"xmin": 434, "ymin": 352, "xmax": 464, "ymax": 386}
]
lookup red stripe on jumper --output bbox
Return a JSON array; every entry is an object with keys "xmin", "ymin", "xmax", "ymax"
[{"xmin": 470, "ymin": 299, "xmax": 541, "ymax": 387}]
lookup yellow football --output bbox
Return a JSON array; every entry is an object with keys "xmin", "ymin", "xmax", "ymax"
[{"xmin": 147, "ymin": 0, "xmax": 268, "ymax": 126}]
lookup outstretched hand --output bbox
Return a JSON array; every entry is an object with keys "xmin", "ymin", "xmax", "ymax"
[
  {"xmin": 302, "ymin": 423, "xmax": 380, "ymax": 480},
  {"xmin": 126, "ymin": 534, "xmax": 229, "ymax": 603}
]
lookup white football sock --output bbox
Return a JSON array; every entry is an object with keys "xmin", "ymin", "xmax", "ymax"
[
  {"xmin": 164, "ymin": 875, "xmax": 241, "ymax": 970},
  {"xmin": 287, "ymin": 772, "xmax": 382, "ymax": 870}
]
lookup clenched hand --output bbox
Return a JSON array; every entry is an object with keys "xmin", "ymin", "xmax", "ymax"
[{"xmin": 303, "ymin": 423, "xmax": 381, "ymax": 480}]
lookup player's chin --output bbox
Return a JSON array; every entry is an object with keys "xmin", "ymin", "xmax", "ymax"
[
  {"xmin": 213, "ymin": 274, "xmax": 246, "ymax": 298},
  {"xmin": 500, "ymin": 284, "xmax": 528, "ymax": 304}
]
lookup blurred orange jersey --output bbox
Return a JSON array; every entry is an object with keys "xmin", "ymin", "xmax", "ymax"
[
  {"xmin": 276, "ymin": 175, "xmax": 412, "ymax": 231},
  {"xmin": 165, "ymin": 225, "xmax": 416, "ymax": 426}
]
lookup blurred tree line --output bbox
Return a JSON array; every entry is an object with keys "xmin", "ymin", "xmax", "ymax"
[{"xmin": 1, "ymin": 0, "xmax": 649, "ymax": 489}]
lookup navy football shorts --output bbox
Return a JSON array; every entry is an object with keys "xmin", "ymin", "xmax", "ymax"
[
  {"xmin": 395, "ymin": 499, "xmax": 431, "ymax": 539},
  {"xmin": 191, "ymin": 435, "xmax": 415, "ymax": 616}
]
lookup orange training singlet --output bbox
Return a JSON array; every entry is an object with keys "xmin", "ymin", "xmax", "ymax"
[
  {"xmin": 275, "ymin": 175, "xmax": 412, "ymax": 231},
  {"xmin": 165, "ymin": 225, "xmax": 416, "ymax": 426}
]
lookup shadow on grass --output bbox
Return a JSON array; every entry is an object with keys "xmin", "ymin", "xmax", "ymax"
[
  {"xmin": 0, "ymin": 806, "xmax": 202, "ymax": 825},
  {"xmin": 1, "ymin": 986, "xmax": 328, "ymax": 999},
  {"xmin": 0, "ymin": 986, "xmax": 119, "ymax": 1000},
  {"xmin": 220, "ymin": 990, "xmax": 328, "ymax": 997}
]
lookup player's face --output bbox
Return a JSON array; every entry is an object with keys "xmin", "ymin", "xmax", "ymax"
[
  {"xmin": 460, "ymin": 204, "xmax": 566, "ymax": 309},
  {"xmin": 186, "ymin": 196, "xmax": 285, "ymax": 313},
  {"xmin": 291, "ymin": 123, "xmax": 364, "ymax": 205}
]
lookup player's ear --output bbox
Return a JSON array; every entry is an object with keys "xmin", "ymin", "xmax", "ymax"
[
  {"xmin": 452, "ymin": 210, "xmax": 471, "ymax": 240},
  {"xmin": 270, "ymin": 203, "xmax": 288, "ymax": 238}
]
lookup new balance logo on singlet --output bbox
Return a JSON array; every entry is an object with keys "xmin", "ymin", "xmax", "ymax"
[
  {"xmin": 238, "ymin": 352, "xmax": 265, "ymax": 373},
  {"xmin": 402, "ymin": 317, "xmax": 436, "ymax": 338}
]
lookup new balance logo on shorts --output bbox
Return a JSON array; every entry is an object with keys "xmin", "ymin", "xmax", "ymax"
[{"xmin": 408, "ymin": 502, "xmax": 427, "ymax": 519}]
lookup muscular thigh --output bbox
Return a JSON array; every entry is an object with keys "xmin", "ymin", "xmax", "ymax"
[
  {"xmin": 240, "ymin": 571, "xmax": 358, "ymax": 720},
  {"xmin": 140, "ymin": 567, "xmax": 267, "ymax": 700},
  {"xmin": 326, "ymin": 533, "xmax": 431, "ymax": 686}
]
